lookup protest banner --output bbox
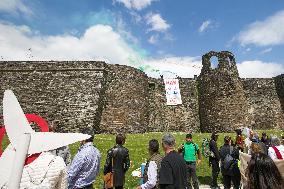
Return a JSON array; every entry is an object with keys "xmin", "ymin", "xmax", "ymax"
[{"xmin": 164, "ymin": 79, "xmax": 182, "ymax": 105}]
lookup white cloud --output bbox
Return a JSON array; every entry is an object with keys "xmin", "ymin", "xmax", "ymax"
[
  {"xmin": 148, "ymin": 34, "xmax": 158, "ymax": 44},
  {"xmin": 237, "ymin": 60, "xmax": 284, "ymax": 78},
  {"xmin": 0, "ymin": 22, "xmax": 140, "ymax": 65},
  {"xmin": 146, "ymin": 13, "xmax": 170, "ymax": 32},
  {"xmin": 114, "ymin": 0, "xmax": 156, "ymax": 10},
  {"xmin": 0, "ymin": 0, "xmax": 32, "ymax": 15},
  {"xmin": 199, "ymin": 20, "xmax": 211, "ymax": 33},
  {"xmin": 0, "ymin": 22, "xmax": 282, "ymax": 79},
  {"xmin": 237, "ymin": 10, "xmax": 284, "ymax": 46},
  {"xmin": 143, "ymin": 56, "xmax": 202, "ymax": 78},
  {"xmin": 198, "ymin": 20, "xmax": 218, "ymax": 33},
  {"xmin": 260, "ymin": 47, "xmax": 272, "ymax": 54}
]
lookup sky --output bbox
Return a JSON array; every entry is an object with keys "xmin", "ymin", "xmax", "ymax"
[{"xmin": 0, "ymin": 0, "xmax": 284, "ymax": 78}]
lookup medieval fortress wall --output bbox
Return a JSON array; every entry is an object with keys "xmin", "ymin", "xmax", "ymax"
[{"xmin": 0, "ymin": 52, "xmax": 284, "ymax": 133}]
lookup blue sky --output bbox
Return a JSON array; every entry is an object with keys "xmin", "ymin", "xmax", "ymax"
[{"xmin": 1, "ymin": 0, "xmax": 284, "ymax": 78}]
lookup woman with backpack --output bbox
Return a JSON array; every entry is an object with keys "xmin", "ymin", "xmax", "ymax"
[{"xmin": 219, "ymin": 136, "xmax": 241, "ymax": 189}]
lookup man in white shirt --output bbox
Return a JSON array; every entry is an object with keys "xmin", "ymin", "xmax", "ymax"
[
  {"xmin": 136, "ymin": 139, "xmax": 163, "ymax": 189},
  {"xmin": 268, "ymin": 136, "xmax": 284, "ymax": 160}
]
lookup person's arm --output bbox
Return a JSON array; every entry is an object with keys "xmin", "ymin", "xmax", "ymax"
[
  {"xmin": 104, "ymin": 149, "xmax": 112, "ymax": 175},
  {"xmin": 65, "ymin": 146, "xmax": 72, "ymax": 167},
  {"xmin": 211, "ymin": 141, "xmax": 220, "ymax": 160},
  {"xmin": 56, "ymin": 168, "xmax": 68, "ymax": 189},
  {"xmin": 67, "ymin": 152, "xmax": 85, "ymax": 185},
  {"xmin": 54, "ymin": 156, "xmax": 68, "ymax": 189},
  {"xmin": 140, "ymin": 161, "xmax": 157, "ymax": 189},
  {"xmin": 124, "ymin": 149, "xmax": 130, "ymax": 172},
  {"xmin": 195, "ymin": 144, "xmax": 201, "ymax": 165}
]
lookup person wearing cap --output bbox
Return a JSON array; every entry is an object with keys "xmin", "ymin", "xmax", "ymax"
[
  {"xmin": 68, "ymin": 128, "xmax": 101, "ymax": 189},
  {"xmin": 104, "ymin": 133, "xmax": 130, "ymax": 189},
  {"xmin": 159, "ymin": 133, "xmax": 188, "ymax": 189},
  {"xmin": 178, "ymin": 133, "xmax": 201, "ymax": 189},
  {"xmin": 219, "ymin": 136, "xmax": 240, "ymax": 189},
  {"xmin": 209, "ymin": 131, "xmax": 220, "ymax": 189}
]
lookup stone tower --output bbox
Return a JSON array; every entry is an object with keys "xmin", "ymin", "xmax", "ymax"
[{"xmin": 197, "ymin": 51, "xmax": 250, "ymax": 132}]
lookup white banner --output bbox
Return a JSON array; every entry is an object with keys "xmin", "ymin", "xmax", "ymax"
[{"xmin": 164, "ymin": 79, "xmax": 182, "ymax": 105}]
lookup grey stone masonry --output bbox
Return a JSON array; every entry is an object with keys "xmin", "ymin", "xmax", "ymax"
[
  {"xmin": 197, "ymin": 51, "xmax": 251, "ymax": 132},
  {"xmin": 0, "ymin": 54, "xmax": 283, "ymax": 133}
]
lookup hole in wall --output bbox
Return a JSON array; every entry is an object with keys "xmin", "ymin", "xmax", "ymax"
[{"xmin": 210, "ymin": 56, "xmax": 219, "ymax": 69}]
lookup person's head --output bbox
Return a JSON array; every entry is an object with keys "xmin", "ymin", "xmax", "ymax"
[
  {"xmin": 185, "ymin": 133, "xmax": 193, "ymax": 142},
  {"xmin": 249, "ymin": 130, "xmax": 254, "ymax": 139},
  {"xmin": 211, "ymin": 131, "xmax": 219, "ymax": 141},
  {"xmin": 162, "ymin": 133, "xmax": 175, "ymax": 153},
  {"xmin": 271, "ymin": 136, "xmax": 280, "ymax": 146},
  {"xmin": 235, "ymin": 129, "xmax": 242, "ymax": 136},
  {"xmin": 224, "ymin": 136, "xmax": 231, "ymax": 145},
  {"xmin": 80, "ymin": 128, "xmax": 94, "ymax": 144},
  {"xmin": 261, "ymin": 132, "xmax": 267, "ymax": 139},
  {"xmin": 246, "ymin": 153, "xmax": 284, "ymax": 189},
  {"xmin": 250, "ymin": 142, "xmax": 262, "ymax": 155},
  {"xmin": 148, "ymin": 139, "xmax": 159, "ymax": 155},
  {"xmin": 116, "ymin": 133, "xmax": 126, "ymax": 145}
]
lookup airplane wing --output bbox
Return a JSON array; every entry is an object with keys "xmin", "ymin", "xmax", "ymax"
[
  {"xmin": 28, "ymin": 132, "xmax": 90, "ymax": 154},
  {"xmin": 3, "ymin": 90, "xmax": 34, "ymax": 149}
]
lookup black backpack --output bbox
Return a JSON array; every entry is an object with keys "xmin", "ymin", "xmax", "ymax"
[{"xmin": 223, "ymin": 146, "xmax": 235, "ymax": 170}]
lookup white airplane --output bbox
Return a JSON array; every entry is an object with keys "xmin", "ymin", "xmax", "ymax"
[{"xmin": 0, "ymin": 90, "xmax": 91, "ymax": 188}]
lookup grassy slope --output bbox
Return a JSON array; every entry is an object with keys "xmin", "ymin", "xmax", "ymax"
[{"xmin": 2, "ymin": 130, "xmax": 283, "ymax": 188}]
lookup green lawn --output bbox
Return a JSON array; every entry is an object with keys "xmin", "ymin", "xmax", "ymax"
[{"xmin": 2, "ymin": 130, "xmax": 283, "ymax": 188}]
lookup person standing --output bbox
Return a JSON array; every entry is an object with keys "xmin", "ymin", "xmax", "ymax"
[
  {"xmin": 104, "ymin": 134, "xmax": 130, "ymax": 189},
  {"xmin": 209, "ymin": 131, "xmax": 220, "ymax": 189},
  {"xmin": 159, "ymin": 133, "xmax": 188, "ymax": 189},
  {"xmin": 136, "ymin": 139, "xmax": 163, "ymax": 189},
  {"xmin": 219, "ymin": 136, "xmax": 240, "ymax": 189},
  {"xmin": 178, "ymin": 133, "xmax": 201, "ymax": 189},
  {"xmin": 68, "ymin": 129, "xmax": 101, "ymax": 189}
]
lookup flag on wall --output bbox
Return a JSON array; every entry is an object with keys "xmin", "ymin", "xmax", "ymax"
[{"xmin": 164, "ymin": 79, "xmax": 182, "ymax": 105}]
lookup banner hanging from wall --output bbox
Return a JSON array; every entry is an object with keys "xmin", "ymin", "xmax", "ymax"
[{"xmin": 164, "ymin": 79, "xmax": 182, "ymax": 105}]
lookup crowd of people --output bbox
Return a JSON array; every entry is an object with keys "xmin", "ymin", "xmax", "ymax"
[{"xmin": 16, "ymin": 127, "xmax": 284, "ymax": 189}]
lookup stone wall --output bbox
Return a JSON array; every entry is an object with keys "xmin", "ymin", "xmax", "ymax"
[
  {"xmin": 148, "ymin": 78, "xmax": 200, "ymax": 132},
  {"xmin": 99, "ymin": 64, "xmax": 149, "ymax": 134},
  {"xmin": 242, "ymin": 78, "xmax": 284, "ymax": 130},
  {"xmin": 197, "ymin": 51, "xmax": 250, "ymax": 132},
  {"xmin": 0, "ymin": 61, "xmax": 106, "ymax": 133},
  {"xmin": 0, "ymin": 58, "xmax": 284, "ymax": 133}
]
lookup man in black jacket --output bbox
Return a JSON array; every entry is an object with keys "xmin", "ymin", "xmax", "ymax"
[
  {"xmin": 209, "ymin": 131, "xmax": 220, "ymax": 189},
  {"xmin": 219, "ymin": 136, "xmax": 240, "ymax": 189},
  {"xmin": 159, "ymin": 133, "xmax": 188, "ymax": 189},
  {"xmin": 104, "ymin": 134, "xmax": 130, "ymax": 189}
]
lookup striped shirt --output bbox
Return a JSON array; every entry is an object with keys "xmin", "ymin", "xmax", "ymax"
[{"xmin": 67, "ymin": 142, "xmax": 101, "ymax": 189}]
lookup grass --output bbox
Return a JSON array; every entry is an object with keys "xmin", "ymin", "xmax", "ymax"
[{"xmin": 1, "ymin": 130, "xmax": 283, "ymax": 188}]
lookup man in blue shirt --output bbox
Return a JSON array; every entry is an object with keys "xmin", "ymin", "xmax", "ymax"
[{"xmin": 68, "ymin": 129, "xmax": 101, "ymax": 189}]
